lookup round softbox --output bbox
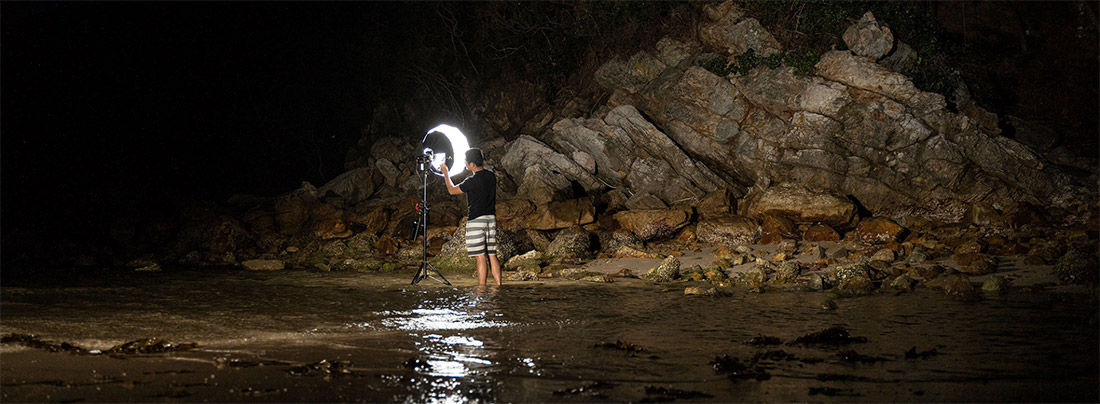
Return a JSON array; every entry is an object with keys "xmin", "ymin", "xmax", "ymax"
[{"xmin": 421, "ymin": 124, "xmax": 470, "ymax": 178}]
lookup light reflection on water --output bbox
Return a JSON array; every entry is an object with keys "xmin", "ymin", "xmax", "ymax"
[{"xmin": 384, "ymin": 290, "xmax": 505, "ymax": 403}]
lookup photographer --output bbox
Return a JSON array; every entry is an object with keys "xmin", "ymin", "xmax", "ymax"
[{"xmin": 440, "ymin": 148, "xmax": 501, "ymax": 287}]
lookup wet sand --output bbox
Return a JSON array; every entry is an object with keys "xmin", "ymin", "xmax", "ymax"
[{"xmin": 2, "ymin": 249, "xmax": 1097, "ymax": 402}]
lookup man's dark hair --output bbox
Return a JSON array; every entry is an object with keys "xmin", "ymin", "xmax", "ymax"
[{"xmin": 466, "ymin": 148, "xmax": 485, "ymax": 167}]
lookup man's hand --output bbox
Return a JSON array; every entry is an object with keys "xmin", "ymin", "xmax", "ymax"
[{"xmin": 440, "ymin": 161, "xmax": 463, "ymax": 195}]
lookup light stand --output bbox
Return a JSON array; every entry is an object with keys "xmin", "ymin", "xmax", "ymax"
[{"xmin": 410, "ymin": 153, "xmax": 451, "ymax": 286}]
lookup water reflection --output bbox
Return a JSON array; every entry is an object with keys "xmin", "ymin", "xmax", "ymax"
[{"xmin": 382, "ymin": 288, "xmax": 507, "ymax": 403}]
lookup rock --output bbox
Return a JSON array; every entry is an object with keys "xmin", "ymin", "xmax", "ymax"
[
  {"xmin": 700, "ymin": 13, "xmax": 782, "ymax": 57},
  {"xmin": 273, "ymin": 194, "xmax": 312, "ymax": 235},
  {"xmin": 880, "ymin": 42, "xmax": 917, "ymax": 73},
  {"xmin": 318, "ymin": 167, "xmax": 378, "ymax": 204},
  {"xmin": 830, "ymin": 247, "xmax": 850, "ymax": 259},
  {"xmin": 804, "ymin": 273, "xmax": 826, "ymax": 291},
  {"xmin": 685, "ymin": 286, "xmax": 718, "ymax": 296},
  {"xmin": 495, "ymin": 199, "xmax": 536, "ymax": 231},
  {"xmin": 704, "ymin": 268, "xmax": 728, "ymax": 280},
  {"xmin": 908, "ymin": 265, "xmax": 946, "ymax": 281},
  {"xmin": 526, "ymin": 229, "xmax": 553, "ymax": 252},
  {"xmin": 802, "ymin": 224, "xmax": 841, "ymax": 242},
  {"xmin": 373, "ymin": 235, "xmax": 399, "ymax": 256},
  {"xmin": 346, "ymin": 207, "xmax": 388, "ymax": 235},
  {"xmin": 604, "ymin": 105, "xmax": 724, "ymax": 197},
  {"xmin": 432, "ymin": 224, "xmax": 516, "ymax": 272},
  {"xmin": 833, "ymin": 262, "xmax": 871, "ymax": 283},
  {"xmin": 515, "ymin": 165, "xmax": 574, "ymax": 205},
  {"xmin": 504, "ymin": 250, "xmax": 542, "ymax": 271},
  {"xmin": 545, "ymin": 226, "xmax": 594, "ymax": 260},
  {"xmin": 696, "ymin": 215, "xmax": 760, "ymax": 245},
  {"xmin": 907, "ymin": 248, "xmax": 931, "ymax": 264},
  {"xmin": 981, "ymin": 275, "xmax": 1010, "ymax": 292},
  {"xmin": 612, "ymin": 245, "xmax": 661, "ymax": 259},
  {"xmin": 777, "ymin": 239, "xmax": 798, "ymax": 253},
  {"xmin": 842, "ymin": 12, "xmax": 894, "ymax": 60},
  {"xmin": 525, "ymin": 197, "xmax": 597, "ymax": 230},
  {"xmin": 941, "ymin": 274, "xmax": 974, "ymax": 297},
  {"xmin": 612, "ymin": 209, "xmax": 691, "ymax": 241},
  {"xmin": 594, "ymin": 51, "xmax": 667, "ymax": 94},
  {"xmin": 703, "ymin": 1, "xmax": 743, "ymax": 21},
  {"xmin": 771, "ymin": 252, "xmax": 790, "ymax": 262},
  {"xmin": 855, "ymin": 217, "xmax": 907, "ymax": 243},
  {"xmin": 835, "ymin": 275, "xmax": 874, "ymax": 296},
  {"xmin": 506, "ymin": 270, "xmax": 539, "ymax": 281},
  {"xmin": 655, "ymin": 36, "xmax": 698, "ymax": 67},
  {"xmin": 625, "ymin": 193, "xmax": 668, "ymax": 210},
  {"xmin": 312, "ymin": 218, "xmax": 353, "ymax": 240},
  {"xmin": 571, "ymin": 150, "xmax": 596, "ymax": 174},
  {"xmin": 741, "ymin": 184, "xmax": 856, "ymax": 228},
  {"xmin": 954, "ymin": 239, "xmax": 986, "ymax": 255},
  {"xmin": 736, "ymin": 266, "xmax": 768, "ymax": 287},
  {"xmin": 807, "ymin": 245, "xmax": 827, "ymax": 260},
  {"xmin": 242, "ymin": 259, "xmax": 284, "ymax": 271},
  {"xmin": 888, "ymin": 274, "xmax": 917, "ymax": 291},
  {"xmin": 643, "ymin": 256, "xmax": 681, "ymax": 282},
  {"xmin": 343, "ymin": 232, "xmax": 377, "ymax": 256},
  {"xmin": 870, "ymin": 249, "xmax": 895, "ymax": 263},
  {"xmin": 1053, "ymin": 249, "xmax": 1099, "ymax": 285},
  {"xmin": 696, "ymin": 188, "xmax": 735, "ymax": 219},
  {"xmin": 500, "ymin": 135, "xmax": 602, "ymax": 196},
  {"xmin": 776, "ymin": 261, "xmax": 802, "ymax": 282},
  {"xmin": 951, "ymin": 253, "xmax": 996, "ymax": 275},
  {"xmin": 560, "ymin": 268, "xmax": 601, "ymax": 281},
  {"xmin": 816, "ymin": 50, "xmax": 946, "ymax": 114},
  {"xmin": 760, "ymin": 214, "xmax": 798, "ymax": 244},
  {"xmin": 134, "ymin": 262, "xmax": 161, "ymax": 272}
]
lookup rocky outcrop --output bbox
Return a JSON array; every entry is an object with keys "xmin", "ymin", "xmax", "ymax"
[{"xmin": 141, "ymin": 3, "xmax": 1093, "ymax": 273}]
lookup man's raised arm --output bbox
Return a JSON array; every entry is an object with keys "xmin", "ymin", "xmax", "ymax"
[{"xmin": 440, "ymin": 163, "xmax": 463, "ymax": 195}]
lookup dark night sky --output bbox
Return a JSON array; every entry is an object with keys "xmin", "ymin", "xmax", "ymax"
[{"xmin": 4, "ymin": 3, "xmax": 411, "ymax": 234}]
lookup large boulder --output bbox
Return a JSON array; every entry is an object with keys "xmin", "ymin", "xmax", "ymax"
[
  {"xmin": 500, "ymin": 135, "xmax": 603, "ymax": 200},
  {"xmin": 612, "ymin": 209, "xmax": 691, "ymax": 241},
  {"xmin": 643, "ymin": 256, "xmax": 681, "ymax": 282},
  {"xmin": 545, "ymin": 226, "xmax": 594, "ymax": 260},
  {"xmin": 740, "ymin": 184, "xmax": 856, "ymax": 228},
  {"xmin": 696, "ymin": 215, "xmax": 760, "ymax": 245},
  {"xmin": 842, "ymin": 12, "xmax": 894, "ymax": 60},
  {"xmin": 495, "ymin": 199, "xmax": 537, "ymax": 231},
  {"xmin": 524, "ymin": 197, "xmax": 597, "ymax": 231},
  {"xmin": 855, "ymin": 217, "xmax": 907, "ymax": 243},
  {"xmin": 515, "ymin": 164, "xmax": 573, "ymax": 205}
]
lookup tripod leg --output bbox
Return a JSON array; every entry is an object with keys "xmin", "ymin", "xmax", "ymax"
[{"xmin": 411, "ymin": 261, "xmax": 426, "ymax": 285}]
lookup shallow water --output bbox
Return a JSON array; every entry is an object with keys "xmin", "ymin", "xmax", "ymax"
[{"xmin": 2, "ymin": 268, "xmax": 1097, "ymax": 402}]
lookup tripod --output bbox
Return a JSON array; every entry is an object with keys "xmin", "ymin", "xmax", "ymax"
[{"xmin": 410, "ymin": 156, "xmax": 451, "ymax": 286}]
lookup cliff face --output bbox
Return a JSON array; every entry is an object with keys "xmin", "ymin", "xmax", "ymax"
[{"xmin": 349, "ymin": 5, "xmax": 1089, "ymax": 227}]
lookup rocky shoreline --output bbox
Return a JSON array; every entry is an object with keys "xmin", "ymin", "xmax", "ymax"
[{"xmin": 40, "ymin": 4, "xmax": 1096, "ymax": 294}]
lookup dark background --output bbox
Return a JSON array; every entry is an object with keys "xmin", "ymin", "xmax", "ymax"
[{"xmin": 3, "ymin": 2, "xmax": 1097, "ymax": 268}]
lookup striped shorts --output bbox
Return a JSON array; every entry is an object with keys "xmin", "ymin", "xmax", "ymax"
[{"xmin": 465, "ymin": 215, "xmax": 498, "ymax": 257}]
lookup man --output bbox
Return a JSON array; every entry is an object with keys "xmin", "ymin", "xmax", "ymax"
[{"xmin": 440, "ymin": 148, "xmax": 501, "ymax": 286}]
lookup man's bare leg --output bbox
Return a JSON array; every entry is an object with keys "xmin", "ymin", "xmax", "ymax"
[
  {"xmin": 476, "ymin": 254, "xmax": 488, "ymax": 286},
  {"xmin": 488, "ymin": 254, "xmax": 502, "ymax": 286}
]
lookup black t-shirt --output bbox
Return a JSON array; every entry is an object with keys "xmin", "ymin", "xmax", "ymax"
[{"xmin": 458, "ymin": 169, "xmax": 496, "ymax": 220}]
